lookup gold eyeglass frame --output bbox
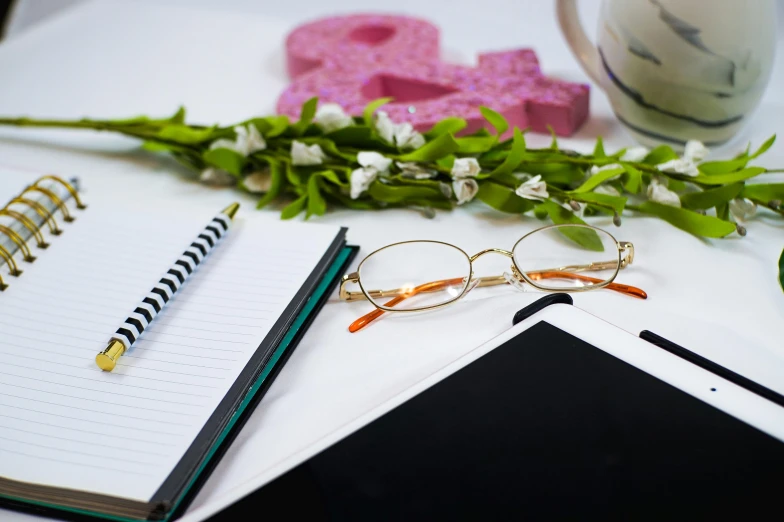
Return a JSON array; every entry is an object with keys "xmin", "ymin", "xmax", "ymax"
[{"xmin": 340, "ymin": 224, "xmax": 637, "ymax": 317}]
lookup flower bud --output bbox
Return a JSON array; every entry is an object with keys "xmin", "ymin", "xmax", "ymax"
[
  {"xmin": 569, "ymin": 200, "xmax": 581, "ymax": 212},
  {"xmin": 420, "ymin": 206, "xmax": 436, "ymax": 219},
  {"xmin": 613, "ymin": 212, "xmax": 622, "ymax": 227},
  {"xmin": 736, "ymin": 224, "xmax": 747, "ymax": 236},
  {"xmin": 769, "ymin": 199, "xmax": 782, "ymax": 210}
]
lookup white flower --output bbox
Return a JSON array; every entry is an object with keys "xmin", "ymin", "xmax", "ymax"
[
  {"xmin": 314, "ymin": 103, "xmax": 353, "ymax": 133},
  {"xmin": 350, "ymin": 167, "xmax": 378, "ymax": 199},
  {"xmin": 451, "ymin": 158, "xmax": 481, "ymax": 179},
  {"xmin": 358, "ymin": 151, "xmax": 392, "ymax": 173},
  {"xmin": 656, "ymin": 158, "xmax": 699, "ymax": 177},
  {"xmin": 620, "ymin": 146, "xmax": 649, "ymax": 162},
  {"xmin": 453, "ymin": 178, "xmax": 479, "ymax": 205},
  {"xmin": 375, "ymin": 111, "xmax": 396, "ymax": 144},
  {"xmin": 589, "ymin": 163, "xmax": 623, "ymax": 177},
  {"xmin": 349, "ymin": 151, "xmax": 392, "ymax": 199},
  {"xmin": 199, "ymin": 168, "xmax": 236, "ymax": 186},
  {"xmin": 210, "ymin": 124, "xmax": 266, "ymax": 156},
  {"xmin": 394, "ymin": 122, "xmax": 426, "ymax": 150},
  {"xmin": 242, "ymin": 170, "xmax": 271, "ymax": 193},
  {"xmin": 374, "ymin": 111, "xmax": 425, "ymax": 150},
  {"xmin": 729, "ymin": 198, "xmax": 757, "ymax": 222},
  {"xmin": 593, "ymin": 184, "xmax": 620, "ymax": 196},
  {"xmin": 515, "ymin": 175, "xmax": 549, "ymax": 201},
  {"xmin": 684, "ymin": 140, "xmax": 708, "ymax": 162},
  {"xmin": 396, "ymin": 162, "xmax": 437, "ymax": 179},
  {"xmin": 291, "ymin": 140, "xmax": 326, "ymax": 166},
  {"xmin": 647, "ymin": 178, "xmax": 681, "ymax": 207}
]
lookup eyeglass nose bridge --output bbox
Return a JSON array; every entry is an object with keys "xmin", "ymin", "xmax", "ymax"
[{"xmin": 469, "ymin": 248, "xmax": 514, "ymax": 262}]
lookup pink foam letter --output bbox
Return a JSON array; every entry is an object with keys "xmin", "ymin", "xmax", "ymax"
[{"xmin": 278, "ymin": 15, "xmax": 589, "ymax": 136}]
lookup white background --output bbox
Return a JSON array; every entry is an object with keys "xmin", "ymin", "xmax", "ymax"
[{"xmin": 0, "ymin": 1, "xmax": 782, "ymax": 520}]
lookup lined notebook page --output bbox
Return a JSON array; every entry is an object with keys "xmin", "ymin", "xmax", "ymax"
[{"xmin": 0, "ymin": 196, "xmax": 340, "ymax": 502}]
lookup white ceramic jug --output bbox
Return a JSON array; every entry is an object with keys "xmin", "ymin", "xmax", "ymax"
[{"xmin": 556, "ymin": 0, "xmax": 777, "ymax": 147}]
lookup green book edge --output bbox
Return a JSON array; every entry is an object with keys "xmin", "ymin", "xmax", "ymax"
[{"xmin": 0, "ymin": 246, "xmax": 354, "ymax": 522}]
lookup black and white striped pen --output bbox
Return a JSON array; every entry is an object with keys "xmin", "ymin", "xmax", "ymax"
[{"xmin": 95, "ymin": 203, "xmax": 240, "ymax": 371}]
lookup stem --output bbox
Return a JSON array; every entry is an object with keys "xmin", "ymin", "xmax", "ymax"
[{"xmin": 0, "ymin": 117, "xmax": 198, "ymax": 150}]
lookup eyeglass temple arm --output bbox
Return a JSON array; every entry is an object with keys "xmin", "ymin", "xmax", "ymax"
[{"xmin": 345, "ymin": 272, "xmax": 646, "ymax": 333}]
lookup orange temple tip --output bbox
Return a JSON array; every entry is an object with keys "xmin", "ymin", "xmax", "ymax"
[{"xmin": 349, "ymin": 308, "xmax": 385, "ymax": 332}]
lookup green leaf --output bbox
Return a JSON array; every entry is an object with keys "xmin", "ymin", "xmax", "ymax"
[
  {"xmin": 317, "ymin": 168, "xmax": 348, "ymax": 187},
  {"xmin": 698, "ymin": 157, "xmax": 749, "ymax": 175},
  {"xmin": 742, "ymin": 183, "xmax": 784, "ymax": 202},
  {"xmin": 436, "ymin": 154, "xmax": 455, "ymax": 171},
  {"xmin": 306, "ymin": 174, "xmax": 327, "ymax": 218},
  {"xmin": 716, "ymin": 202, "xmax": 729, "ymax": 221},
  {"xmin": 479, "ymin": 106, "xmax": 509, "ymax": 136},
  {"xmin": 157, "ymin": 124, "xmax": 217, "ymax": 144},
  {"xmin": 692, "ymin": 167, "xmax": 766, "ymax": 185},
  {"xmin": 398, "ymin": 133, "xmax": 460, "ymax": 162},
  {"xmin": 262, "ymin": 115, "xmax": 290, "ymax": 137},
  {"xmin": 489, "ymin": 128, "xmax": 526, "ymax": 178},
  {"xmin": 540, "ymin": 200, "xmax": 605, "ymax": 251},
  {"xmin": 327, "ymin": 126, "xmax": 394, "ymax": 151},
  {"xmin": 592, "ymin": 136, "xmax": 606, "ymax": 158},
  {"xmin": 638, "ymin": 202, "xmax": 736, "ymax": 237},
  {"xmin": 455, "ymin": 136, "xmax": 498, "ymax": 154},
  {"xmin": 535, "ymin": 164, "xmax": 585, "ymax": 185},
  {"xmin": 300, "ymin": 137, "xmax": 356, "ymax": 161},
  {"xmin": 476, "ymin": 182, "xmax": 535, "ymax": 214},
  {"xmin": 668, "ymin": 178, "xmax": 687, "ymax": 192},
  {"xmin": 255, "ymin": 159, "xmax": 285, "ymax": 209},
  {"xmin": 779, "ymin": 248, "xmax": 784, "ymax": 293},
  {"xmin": 202, "ymin": 148, "xmax": 246, "ymax": 176},
  {"xmin": 547, "ymin": 125, "xmax": 558, "ymax": 150},
  {"xmin": 643, "ymin": 145, "xmax": 678, "ymax": 165},
  {"xmin": 284, "ymin": 161, "xmax": 304, "ymax": 187},
  {"xmin": 622, "ymin": 163, "xmax": 643, "ymax": 193},
  {"xmin": 280, "ymin": 195, "xmax": 307, "ymax": 220},
  {"xmin": 169, "ymin": 106, "xmax": 186, "ymax": 124},
  {"xmin": 735, "ymin": 142, "xmax": 751, "ymax": 159},
  {"xmin": 170, "ymin": 150, "xmax": 205, "ymax": 170},
  {"xmin": 680, "ymin": 183, "xmax": 743, "ymax": 210},
  {"xmin": 142, "ymin": 140, "xmax": 178, "ymax": 152},
  {"xmin": 424, "ymin": 117, "xmax": 467, "ymax": 139},
  {"xmin": 750, "ymin": 134, "xmax": 776, "ymax": 160},
  {"xmin": 367, "ymin": 181, "xmax": 446, "ymax": 203},
  {"xmin": 363, "ymin": 97, "xmax": 394, "ymax": 127},
  {"xmin": 569, "ymin": 192, "xmax": 627, "ymax": 214},
  {"xmin": 289, "ymin": 97, "xmax": 318, "ymax": 136},
  {"xmin": 571, "ymin": 167, "xmax": 625, "ymax": 193}
]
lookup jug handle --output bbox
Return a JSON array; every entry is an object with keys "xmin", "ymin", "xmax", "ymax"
[{"xmin": 556, "ymin": 0, "xmax": 602, "ymax": 84}]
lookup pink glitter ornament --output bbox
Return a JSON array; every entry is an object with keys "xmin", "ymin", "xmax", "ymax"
[{"xmin": 278, "ymin": 14, "xmax": 589, "ymax": 137}]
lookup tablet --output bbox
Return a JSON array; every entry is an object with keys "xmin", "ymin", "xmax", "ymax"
[{"xmin": 207, "ymin": 304, "xmax": 784, "ymax": 521}]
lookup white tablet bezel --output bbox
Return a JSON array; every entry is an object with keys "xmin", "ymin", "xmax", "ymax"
[
  {"xmin": 180, "ymin": 302, "xmax": 784, "ymax": 522},
  {"xmin": 490, "ymin": 304, "xmax": 784, "ymax": 444}
]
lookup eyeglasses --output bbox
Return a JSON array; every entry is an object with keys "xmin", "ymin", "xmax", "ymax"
[{"xmin": 340, "ymin": 223, "xmax": 646, "ymax": 332}]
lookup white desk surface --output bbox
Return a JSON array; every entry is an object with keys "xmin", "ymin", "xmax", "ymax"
[{"xmin": 0, "ymin": 1, "xmax": 782, "ymax": 520}]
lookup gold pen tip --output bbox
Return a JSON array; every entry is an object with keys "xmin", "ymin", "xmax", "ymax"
[
  {"xmin": 95, "ymin": 340, "xmax": 125, "ymax": 372},
  {"xmin": 222, "ymin": 202, "xmax": 240, "ymax": 220}
]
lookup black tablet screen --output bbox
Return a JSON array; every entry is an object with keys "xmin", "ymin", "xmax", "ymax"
[{"xmin": 209, "ymin": 321, "xmax": 784, "ymax": 521}]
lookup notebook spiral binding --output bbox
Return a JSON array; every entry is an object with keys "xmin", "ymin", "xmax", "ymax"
[{"xmin": 0, "ymin": 175, "xmax": 86, "ymax": 291}]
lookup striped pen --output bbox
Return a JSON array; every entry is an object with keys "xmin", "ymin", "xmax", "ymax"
[{"xmin": 95, "ymin": 203, "xmax": 240, "ymax": 371}]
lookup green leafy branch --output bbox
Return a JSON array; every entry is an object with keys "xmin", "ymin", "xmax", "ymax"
[{"xmin": 0, "ymin": 97, "xmax": 781, "ymax": 250}]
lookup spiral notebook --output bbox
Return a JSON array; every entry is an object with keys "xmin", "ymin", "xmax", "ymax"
[{"xmin": 0, "ymin": 169, "xmax": 355, "ymax": 521}]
